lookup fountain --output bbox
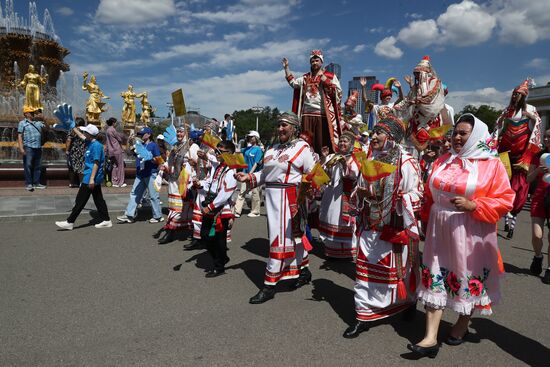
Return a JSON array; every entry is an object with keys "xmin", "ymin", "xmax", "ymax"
[{"xmin": 0, "ymin": 0, "xmax": 70, "ymax": 186}]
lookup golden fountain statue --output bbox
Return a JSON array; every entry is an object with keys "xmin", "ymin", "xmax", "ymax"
[
  {"xmin": 18, "ymin": 64, "xmax": 48, "ymax": 113},
  {"xmin": 139, "ymin": 92, "xmax": 155, "ymax": 126},
  {"xmin": 121, "ymin": 84, "xmax": 143, "ymax": 125},
  {"xmin": 82, "ymin": 72, "xmax": 109, "ymax": 126}
]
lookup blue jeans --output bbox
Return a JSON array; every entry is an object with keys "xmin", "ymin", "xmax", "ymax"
[
  {"xmin": 23, "ymin": 147, "xmax": 42, "ymax": 186},
  {"xmin": 124, "ymin": 173, "xmax": 161, "ymax": 219}
]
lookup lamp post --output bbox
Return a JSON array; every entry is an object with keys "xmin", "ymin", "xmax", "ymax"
[{"xmin": 252, "ymin": 105, "xmax": 263, "ymax": 132}]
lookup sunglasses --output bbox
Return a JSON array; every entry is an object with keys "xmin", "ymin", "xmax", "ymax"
[{"xmin": 215, "ymin": 149, "xmax": 230, "ymax": 155}]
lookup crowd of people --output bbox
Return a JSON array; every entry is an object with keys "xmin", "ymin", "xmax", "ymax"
[{"xmin": 30, "ymin": 48, "xmax": 549, "ymax": 359}]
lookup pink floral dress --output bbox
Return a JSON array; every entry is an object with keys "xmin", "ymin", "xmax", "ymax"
[{"xmin": 417, "ymin": 153, "xmax": 515, "ymax": 315}]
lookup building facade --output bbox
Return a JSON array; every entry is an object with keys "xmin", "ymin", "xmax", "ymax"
[
  {"xmin": 348, "ymin": 76, "xmax": 378, "ymax": 127},
  {"xmin": 528, "ymin": 83, "xmax": 550, "ymax": 132},
  {"xmin": 326, "ymin": 63, "xmax": 341, "ymax": 81}
]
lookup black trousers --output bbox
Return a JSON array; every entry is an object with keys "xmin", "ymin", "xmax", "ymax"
[
  {"xmin": 201, "ymin": 216, "xmax": 230, "ymax": 271},
  {"xmin": 67, "ymin": 184, "xmax": 110, "ymax": 223}
]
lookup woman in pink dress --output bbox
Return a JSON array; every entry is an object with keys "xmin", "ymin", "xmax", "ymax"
[{"xmin": 408, "ymin": 114, "xmax": 515, "ymax": 358}]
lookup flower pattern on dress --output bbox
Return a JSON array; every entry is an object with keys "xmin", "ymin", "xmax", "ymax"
[{"xmin": 420, "ymin": 265, "xmax": 490, "ymax": 299}]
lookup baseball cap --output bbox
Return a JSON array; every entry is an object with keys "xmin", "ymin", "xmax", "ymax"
[
  {"xmin": 156, "ymin": 134, "xmax": 165, "ymax": 140},
  {"xmin": 137, "ymin": 127, "xmax": 153, "ymax": 136},
  {"xmin": 79, "ymin": 124, "xmax": 99, "ymax": 136},
  {"xmin": 247, "ymin": 130, "xmax": 260, "ymax": 139}
]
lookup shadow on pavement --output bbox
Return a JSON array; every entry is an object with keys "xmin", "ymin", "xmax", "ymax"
[
  {"xmin": 185, "ymin": 251, "xmax": 212, "ymax": 272},
  {"xmin": 470, "ymin": 318, "xmax": 550, "ymax": 367},
  {"xmin": 227, "ymin": 259, "xmax": 266, "ymax": 289},
  {"xmin": 503, "ymin": 262, "xmax": 534, "ymax": 276},
  {"xmin": 319, "ymin": 259, "xmax": 356, "ymax": 281},
  {"xmin": 309, "ymin": 278, "xmax": 356, "ymax": 325},
  {"xmin": 241, "ymin": 238, "xmax": 269, "ymax": 258}
]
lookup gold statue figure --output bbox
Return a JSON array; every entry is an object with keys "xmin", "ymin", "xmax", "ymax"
[
  {"xmin": 120, "ymin": 85, "xmax": 143, "ymax": 125},
  {"xmin": 82, "ymin": 72, "xmax": 109, "ymax": 125},
  {"xmin": 18, "ymin": 64, "xmax": 48, "ymax": 113},
  {"xmin": 139, "ymin": 92, "xmax": 156, "ymax": 126}
]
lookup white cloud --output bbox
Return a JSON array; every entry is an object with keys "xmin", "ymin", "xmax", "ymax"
[
  {"xmin": 56, "ymin": 7, "xmax": 74, "ymax": 16},
  {"xmin": 437, "ymin": 1, "xmax": 496, "ymax": 46},
  {"xmin": 141, "ymin": 70, "xmax": 288, "ymax": 119},
  {"xmin": 374, "ymin": 36, "xmax": 403, "ymax": 59},
  {"xmin": 525, "ymin": 58, "xmax": 549, "ymax": 70},
  {"xmin": 191, "ymin": 0, "xmax": 298, "ymax": 30},
  {"xmin": 377, "ymin": 0, "xmax": 496, "ymax": 59},
  {"xmin": 446, "ymin": 87, "xmax": 510, "ymax": 113},
  {"xmin": 397, "ymin": 19, "xmax": 439, "ymax": 48},
  {"xmin": 353, "ymin": 44, "xmax": 366, "ymax": 53},
  {"xmin": 494, "ymin": 0, "xmax": 550, "ymax": 44},
  {"xmin": 70, "ymin": 59, "xmax": 150, "ymax": 76},
  {"xmin": 153, "ymin": 41, "xmax": 229, "ymax": 60},
  {"xmin": 95, "ymin": 0, "xmax": 176, "ymax": 25},
  {"xmin": 405, "ymin": 12, "xmax": 422, "ymax": 20}
]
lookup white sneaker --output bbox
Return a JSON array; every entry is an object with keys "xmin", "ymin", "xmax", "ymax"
[
  {"xmin": 112, "ymin": 184, "xmax": 119, "ymax": 188},
  {"xmin": 55, "ymin": 221, "xmax": 73, "ymax": 230},
  {"xmin": 234, "ymin": 213, "xmax": 241, "ymax": 218},
  {"xmin": 117, "ymin": 215, "xmax": 135, "ymax": 223},
  {"xmin": 149, "ymin": 217, "xmax": 164, "ymax": 223},
  {"xmin": 95, "ymin": 220, "xmax": 113, "ymax": 228},
  {"xmin": 247, "ymin": 213, "xmax": 261, "ymax": 218},
  {"xmin": 121, "ymin": 183, "xmax": 127, "ymax": 187}
]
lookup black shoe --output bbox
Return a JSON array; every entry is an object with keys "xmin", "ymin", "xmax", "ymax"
[
  {"xmin": 402, "ymin": 304, "xmax": 417, "ymax": 322},
  {"xmin": 343, "ymin": 321, "xmax": 369, "ymax": 338},
  {"xmin": 506, "ymin": 229, "xmax": 514, "ymax": 239},
  {"xmin": 158, "ymin": 231, "xmax": 175, "ymax": 245},
  {"xmin": 542, "ymin": 269, "xmax": 550, "ymax": 284},
  {"xmin": 530, "ymin": 256, "xmax": 543, "ymax": 276},
  {"xmin": 205, "ymin": 269, "xmax": 225, "ymax": 278},
  {"xmin": 249, "ymin": 287, "xmax": 275, "ymax": 304},
  {"xmin": 152, "ymin": 228, "xmax": 165, "ymax": 239},
  {"xmin": 183, "ymin": 239, "xmax": 201, "ymax": 250},
  {"xmin": 504, "ymin": 223, "xmax": 510, "ymax": 232},
  {"xmin": 445, "ymin": 331, "xmax": 469, "ymax": 346},
  {"xmin": 292, "ymin": 268, "xmax": 312, "ymax": 289},
  {"xmin": 406, "ymin": 343, "xmax": 440, "ymax": 359}
]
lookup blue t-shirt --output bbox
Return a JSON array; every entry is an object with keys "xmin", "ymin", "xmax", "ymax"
[
  {"xmin": 136, "ymin": 141, "xmax": 161, "ymax": 178},
  {"xmin": 17, "ymin": 119, "xmax": 44, "ymax": 149},
  {"xmin": 242, "ymin": 145, "xmax": 263, "ymax": 173},
  {"xmin": 82, "ymin": 140, "xmax": 105, "ymax": 184}
]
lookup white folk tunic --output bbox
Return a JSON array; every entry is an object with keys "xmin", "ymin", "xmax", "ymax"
[
  {"xmin": 354, "ymin": 148, "xmax": 422, "ymax": 321},
  {"xmin": 250, "ymin": 139, "xmax": 316, "ymax": 285},
  {"xmin": 318, "ymin": 154, "xmax": 360, "ymax": 259}
]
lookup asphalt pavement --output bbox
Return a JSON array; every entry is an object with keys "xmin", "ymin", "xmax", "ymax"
[{"xmin": 0, "ymin": 197, "xmax": 549, "ymax": 366}]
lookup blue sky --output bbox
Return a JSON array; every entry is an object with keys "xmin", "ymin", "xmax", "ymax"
[{"xmin": 11, "ymin": 0, "xmax": 550, "ymax": 120}]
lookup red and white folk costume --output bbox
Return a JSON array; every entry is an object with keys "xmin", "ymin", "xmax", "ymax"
[
  {"xmin": 319, "ymin": 148, "xmax": 360, "ymax": 259},
  {"xmin": 197, "ymin": 160, "xmax": 236, "ymax": 231},
  {"xmin": 286, "ymin": 50, "xmax": 342, "ymax": 153},
  {"xmin": 404, "ymin": 56, "xmax": 448, "ymax": 153},
  {"xmin": 247, "ymin": 138, "xmax": 316, "ymax": 285},
  {"xmin": 163, "ymin": 140, "xmax": 195, "ymax": 232},
  {"xmin": 494, "ymin": 79, "xmax": 542, "ymax": 236},
  {"xmin": 353, "ymin": 118, "xmax": 423, "ymax": 322}
]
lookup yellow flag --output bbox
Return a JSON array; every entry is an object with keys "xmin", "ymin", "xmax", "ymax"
[
  {"xmin": 221, "ymin": 153, "xmax": 248, "ymax": 169},
  {"xmin": 178, "ymin": 167, "xmax": 189, "ymax": 196},
  {"xmin": 358, "ymin": 124, "xmax": 370, "ymax": 134},
  {"xmin": 202, "ymin": 131, "xmax": 222, "ymax": 149},
  {"xmin": 429, "ymin": 124, "xmax": 453, "ymax": 140},
  {"xmin": 171, "ymin": 89, "xmax": 187, "ymax": 117},
  {"xmin": 360, "ymin": 159, "xmax": 397, "ymax": 182},
  {"xmin": 499, "ymin": 152, "xmax": 512, "ymax": 179},
  {"xmin": 304, "ymin": 163, "xmax": 330, "ymax": 189}
]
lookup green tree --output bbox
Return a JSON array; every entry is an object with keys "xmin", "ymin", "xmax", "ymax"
[
  {"xmin": 232, "ymin": 106, "xmax": 280, "ymax": 144},
  {"xmin": 455, "ymin": 105, "xmax": 502, "ymax": 131}
]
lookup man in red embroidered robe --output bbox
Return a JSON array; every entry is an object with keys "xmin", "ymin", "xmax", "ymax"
[{"xmin": 282, "ymin": 49, "xmax": 342, "ymax": 154}]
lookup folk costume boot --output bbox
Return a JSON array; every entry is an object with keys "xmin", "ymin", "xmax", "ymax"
[
  {"xmin": 158, "ymin": 230, "xmax": 176, "ymax": 245},
  {"xmin": 292, "ymin": 267, "xmax": 312, "ymax": 289},
  {"xmin": 530, "ymin": 255, "xmax": 543, "ymax": 276},
  {"xmin": 249, "ymin": 286, "xmax": 275, "ymax": 304},
  {"xmin": 343, "ymin": 320, "xmax": 369, "ymax": 338}
]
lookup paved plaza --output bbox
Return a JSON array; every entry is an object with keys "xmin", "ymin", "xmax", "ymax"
[{"xmin": 0, "ymin": 188, "xmax": 549, "ymax": 366}]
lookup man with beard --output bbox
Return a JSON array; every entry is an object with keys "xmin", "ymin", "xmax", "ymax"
[{"xmin": 283, "ymin": 50, "xmax": 342, "ymax": 154}]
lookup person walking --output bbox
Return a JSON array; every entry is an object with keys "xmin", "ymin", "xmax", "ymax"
[
  {"xmin": 55, "ymin": 124, "xmax": 112, "ymax": 230},
  {"xmin": 105, "ymin": 117, "xmax": 127, "ymax": 187},
  {"xmin": 234, "ymin": 131, "xmax": 263, "ymax": 218}
]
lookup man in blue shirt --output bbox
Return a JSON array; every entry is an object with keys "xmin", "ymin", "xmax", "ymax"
[
  {"xmin": 55, "ymin": 124, "xmax": 112, "ymax": 230},
  {"xmin": 234, "ymin": 130, "xmax": 263, "ymax": 218},
  {"xmin": 17, "ymin": 109, "xmax": 46, "ymax": 191},
  {"xmin": 117, "ymin": 127, "xmax": 164, "ymax": 223}
]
